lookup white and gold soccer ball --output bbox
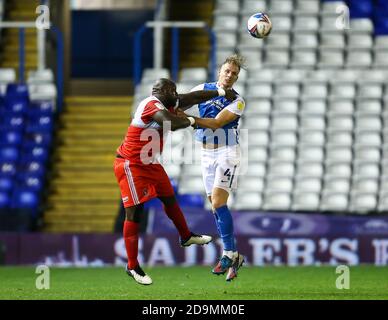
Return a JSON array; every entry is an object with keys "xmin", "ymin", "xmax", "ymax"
[{"xmin": 247, "ymin": 13, "xmax": 272, "ymax": 39}]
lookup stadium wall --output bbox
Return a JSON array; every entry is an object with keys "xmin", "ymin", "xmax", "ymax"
[{"xmin": 0, "ymin": 210, "xmax": 387, "ymax": 266}]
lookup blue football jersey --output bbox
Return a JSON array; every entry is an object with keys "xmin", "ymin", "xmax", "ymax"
[{"xmin": 192, "ymin": 82, "xmax": 245, "ymax": 146}]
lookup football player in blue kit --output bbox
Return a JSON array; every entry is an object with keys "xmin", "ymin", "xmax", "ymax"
[{"xmin": 178, "ymin": 54, "xmax": 246, "ymax": 281}]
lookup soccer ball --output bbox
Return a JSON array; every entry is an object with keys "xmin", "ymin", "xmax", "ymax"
[{"xmin": 247, "ymin": 13, "xmax": 272, "ymax": 39}]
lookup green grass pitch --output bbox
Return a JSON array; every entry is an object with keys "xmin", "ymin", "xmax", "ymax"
[{"xmin": 0, "ymin": 266, "xmax": 387, "ymax": 300}]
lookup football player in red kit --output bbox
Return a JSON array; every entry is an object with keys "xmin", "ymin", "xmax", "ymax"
[{"xmin": 114, "ymin": 78, "xmax": 236, "ymax": 285}]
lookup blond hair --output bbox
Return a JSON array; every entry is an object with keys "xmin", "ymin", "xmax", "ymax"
[{"xmin": 221, "ymin": 53, "xmax": 246, "ymax": 71}]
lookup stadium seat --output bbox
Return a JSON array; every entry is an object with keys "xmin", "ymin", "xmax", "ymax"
[
  {"xmin": 248, "ymin": 147, "xmax": 268, "ymax": 162},
  {"xmin": 27, "ymin": 69, "xmax": 54, "ymax": 84},
  {"xmin": 294, "ymin": 15, "xmax": 319, "ymax": 32},
  {"xmin": 179, "ymin": 68, "xmax": 207, "ymax": 83},
  {"xmin": 297, "ymin": 146, "xmax": 324, "ymax": 162},
  {"xmin": 243, "ymin": 115, "xmax": 270, "ymax": 130},
  {"xmin": 292, "ymin": 192, "xmax": 320, "ymax": 211},
  {"xmin": 296, "ymin": 161, "xmax": 324, "ymax": 178},
  {"xmin": 246, "ymin": 162, "xmax": 266, "ymax": 177},
  {"xmin": 177, "ymin": 194, "xmax": 204, "ymax": 208},
  {"xmin": 0, "ymin": 176, "xmax": 13, "ymax": 192},
  {"xmin": 292, "ymin": 33, "xmax": 318, "ymax": 49},
  {"xmin": 295, "ymin": 0, "xmax": 320, "ymax": 14},
  {"xmin": 320, "ymin": 34, "xmax": 346, "ymax": 49},
  {"xmin": 327, "ymin": 131, "xmax": 353, "ymax": 146},
  {"xmin": 323, "ymin": 177, "xmax": 350, "ymax": 193},
  {"xmin": 0, "ymin": 191, "xmax": 10, "ymax": 208},
  {"xmin": 233, "ymin": 191, "xmax": 262, "ymax": 210},
  {"xmin": 269, "ymin": 147, "xmax": 296, "ymax": 162},
  {"xmin": 320, "ymin": 192, "xmax": 348, "ymax": 211},
  {"xmin": 271, "ymin": 115, "xmax": 298, "ymax": 131},
  {"xmin": 352, "ymin": 178, "xmax": 379, "ymax": 194},
  {"xmin": 271, "ymin": 131, "xmax": 297, "ymax": 147},
  {"xmin": 178, "ymin": 177, "xmax": 205, "ymax": 194},
  {"xmin": 247, "ymin": 130, "xmax": 269, "ymax": 147},
  {"xmin": 141, "ymin": 68, "xmax": 170, "ymax": 83},
  {"xmin": 348, "ymin": 34, "xmax": 373, "ymax": 49},
  {"xmin": 267, "ymin": 160, "xmax": 294, "ymax": 177},
  {"xmin": 300, "ymin": 116, "xmax": 325, "ymax": 131},
  {"xmin": 12, "ymin": 189, "xmax": 39, "ymax": 209},
  {"xmin": 299, "ymin": 130, "xmax": 325, "ymax": 146},
  {"xmin": 263, "ymin": 191, "xmax": 291, "ymax": 210},
  {"xmin": 214, "ymin": 0, "xmax": 239, "ymax": 14},
  {"xmin": 241, "ymin": 0, "xmax": 267, "ymax": 16},
  {"xmin": 266, "ymin": 176, "xmax": 293, "ymax": 192},
  {"xmin": 349, "ymin": 18, "xmax": 374, "ymax": 34},
  {"xmin": 0, "ymin": 147, "xmax": 19, "ymax": 162},
  {"xmin": 350, "ymin": 193, "xmax": 377, "ymax": 213},
  {"xmin": 318, "ymin": 49, "xmax": 345, "ymax": 69},
  {"xmin": 0, "ymin": 131, "xmax": 22, "ymax": 146},
  {"xmin": 294, "ymin": 177, "xmax": 322, "ymax": 192},
  {"xmin": 239, "ymin": 177, "xmax": 264, "ymax": 192},
  {"xmin": 346, "ymin": 50, "xmax": 372, "ymax": 68},
  {"xmin": 300, "ymin": 98, "xmax": 327, "ymax": 115},
  {"xmin": 269, "ymin": 14, "xmax": 293, "ymax": 32},
  {"xmin": 213, "ymin": 15, "xmax": 239, "ymax": 32}
]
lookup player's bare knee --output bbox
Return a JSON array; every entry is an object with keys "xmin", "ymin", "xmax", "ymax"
[{"xmin": 212, "ymin": 199, "xmax": 227, "ymax": 209}]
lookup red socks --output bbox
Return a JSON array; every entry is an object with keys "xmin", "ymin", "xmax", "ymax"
[
  {"xmin": 163, "ymin": 202, "xmax": 191, "ymax": 240},
  {"xmin": 123, "ymin": 220, "xmax": 139, "ymax": 269}
]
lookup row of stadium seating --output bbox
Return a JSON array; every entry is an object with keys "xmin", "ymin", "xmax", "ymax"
[
  {"xmin": 0, "ymin": 68, "xmax": 57, "ymax": 216},
  {"xmin": 215, "ymin": 0, "xmax": 388, "ymax": 37},
  {"xmin": 215, "ymin": 0, "xmax": 388, "ymax": 69},
  {"xmin": 132, "ymin": 0, "xmax": 388, "ymax": 213}
]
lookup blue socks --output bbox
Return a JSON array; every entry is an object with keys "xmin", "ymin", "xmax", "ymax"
[{"xmin": 214, "ymin": 205, "xmax": 236, "ymax": 251}]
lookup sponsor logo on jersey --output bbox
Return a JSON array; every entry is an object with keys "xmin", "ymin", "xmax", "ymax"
[
  {"xmin": 237, "ymin": 100, "xmax": 245, "ymax": 111},
  {"xmin": 122, "ymin": 196, "xmax": 129, "ymax": 203}
]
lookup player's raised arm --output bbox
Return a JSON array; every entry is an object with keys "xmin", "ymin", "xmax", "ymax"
[
  {"xmin": 152, "ymin": 108, "xmax": 194, "ymax": 131},
  {"xmin": 192, "ymin": 108, "xmax": 239, "ymax": 131},
  {"xmin": 177, "ymin": 89, "xmax": 237, "ymax": 110}
]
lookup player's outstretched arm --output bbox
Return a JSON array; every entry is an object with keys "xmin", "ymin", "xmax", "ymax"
[
  {"xmin": 192, "ymin": 109, "xmax": 238, "ymax": 131},
  {"xmin": 177, "ymin": 89, "xmax": 236, "ymax": 110},
  {"xmin": 152, "ymin": 109, "xmax": 193, "ymax": 131}
]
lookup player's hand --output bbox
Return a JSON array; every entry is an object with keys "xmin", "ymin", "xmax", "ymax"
[
  {"xmin": 225, "ymin": 89, "xmax": 237, "ymax": 101},
  {"xmin": 175, "ymin": 108, "xmax": 187, "ymax": 118}
]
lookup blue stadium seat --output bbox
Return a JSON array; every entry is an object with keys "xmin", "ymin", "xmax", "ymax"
[
  {"xmin": 4, "ymin": 100, "xmax": 28, "ymax": 114},
  {"xmin": 374, "ymin": 14, "xmax": 388, "ymax": 35},
  {"xmin": 0, "ymin": 177, "xmax": 13, "ymax": 192},
  {"xmin": 29, "ymin": 101, "xmax": 54, "ymax": 114},
  {"xmin": 12, "ymin": 189, "xmax": 39, "ymax": 209},
  {"xmin": 5, "ymin": 83, "xmax": 29, "ymax": 101},
  {"xmin": 20, "ymin": 161, "xmax": 46, "ymax": 177},
  {"xmin": 348, "ymin": 0, "xmax": 373, "ymax": 18},
  {"xmin": 0, "ymin": 131, "xmax": 22, "ymax": 146},
  {"xmin": 0, "ymin": 162, "xmax": 17, "ymax": 177},
  {"xmin": 0, "ymin": 191, "xmax": 10, "ymax": 208},
  {"xmin": 177, "ymin": 194, "xmax": 205, "ymax": 208},
  {"xmin": 0, "ymin": 147, "xmax": 19, "ymax": 162},
  {"xmin": 22, "ymin": 146, "xmax": 49, "ymax": 162},
  {"xmin": 18, "ymin": 175, "xmax": 43, "ymax": 192},
  {"xmin": 2, "ymin": 115, "xmax": 25, "ymax": 131},
  {"xmin": 23, "ymin": 133, "xmax": 52, "ymax": 148},
  {"xmin": 26, "ymin": 115, "xmax": 54, "ymax": 133}
]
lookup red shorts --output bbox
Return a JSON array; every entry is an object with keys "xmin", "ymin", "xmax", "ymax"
[{"xmin": 113, "ymin": 158, "xmax": 175, "ymax": 207}]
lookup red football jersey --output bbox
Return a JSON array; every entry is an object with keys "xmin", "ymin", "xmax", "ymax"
[{"xmin": 116, "ymin": 96, "xmax": 175, "ymax": 164}]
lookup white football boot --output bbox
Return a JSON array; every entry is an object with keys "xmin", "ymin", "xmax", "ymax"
[{"xmin": 126, "ymin": 265, "xmax": 153, "ymax": 285}]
